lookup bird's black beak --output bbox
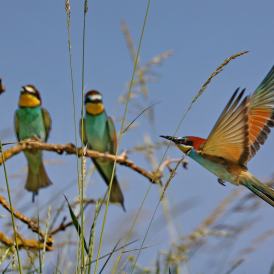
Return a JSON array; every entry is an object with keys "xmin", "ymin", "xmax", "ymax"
[{"xmin": 160, "ymin": 135, "xmax": 178, "ymax": 143}]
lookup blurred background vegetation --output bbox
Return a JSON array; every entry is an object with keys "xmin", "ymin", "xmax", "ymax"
[{"xmin": 0, "ymin": 1, "xmax": 274, "ymax": 273}]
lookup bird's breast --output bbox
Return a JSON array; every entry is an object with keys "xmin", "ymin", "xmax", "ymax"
[
  {"xmin": 188, "ymin": 149, "xmax": 243, "ymax": 185},
  {"xmin": 85, "ymin": 113, "xmax": 109, "ymax": 152},
  {"xmin": 16, "ymin": 107, "xmax": 46, "ymax": 141}
]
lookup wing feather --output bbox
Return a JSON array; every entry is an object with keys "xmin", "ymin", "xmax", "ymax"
[
  {"xmin": 201, "ymin": 89, "xmax": 249, "ymax": 164},
  {"xmin": 42, "ymin": 108, "xmax": 52, "ymax": 142},
  {"xmin": 247, "ymin": 66, "xmax": 274, "ymax": 160},
  {"xmin": 14, "ymin": 111, "xmax": 20, "ymax": 141},
  {"xmin": 106, "ymin": 116, "xmax": 117, "ymax": 154}
]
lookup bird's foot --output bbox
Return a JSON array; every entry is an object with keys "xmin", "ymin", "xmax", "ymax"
[
  {"xmin": 30, "ymin": 135, "xmax": 42, "ymax": 142},
  {"xmin": 120, "ymin": 150, "xmax": 128, "ymax": 160},
  {"xmin": 182, "ymin": 159, "xmax": 188, "ymax": 169},
  {"xmin": 218, "ymin": 178, "xmax": 226, "ymax": 186},
  {"xmin": 32, "ymin": 191, "xmax": 38, "ymax": 203}
]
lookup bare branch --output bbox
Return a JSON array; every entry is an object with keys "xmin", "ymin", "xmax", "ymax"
[
  {"xmin": 0, "ymin": 231, "xmax": 53, "ymax": 251},
  {"xmin": 0, "ymin": 194, "xmax": 52, "ymax": 246},
  {"xmin": 0, "ymin": 140, "xmax": 163, "ymax": 183}
]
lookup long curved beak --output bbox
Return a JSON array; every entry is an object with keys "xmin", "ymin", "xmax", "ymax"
[
  {"xmin": 160, "ymin": 135, "xmax": 178, "ymax": 143},
  {"xmin": 160, "ymin": 135, "xmax": 192, "ymax": 154}
]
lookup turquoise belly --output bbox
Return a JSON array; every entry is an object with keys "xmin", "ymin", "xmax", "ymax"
[
  {"xmin": 188, "ymin": 149, "xmax": 237, "ymax": 184},
  {"xmin": 16, "ymin": 107, "xmax": 46, "ymax": 141},
  {"xmin": 85, "ymin": 112, "xmax": 109, "ymax": 152}
]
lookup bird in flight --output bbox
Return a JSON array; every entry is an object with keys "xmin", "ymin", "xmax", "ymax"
[{"xmin": 161, "ymin": 66, "xmax": 274, "ymax": 207}]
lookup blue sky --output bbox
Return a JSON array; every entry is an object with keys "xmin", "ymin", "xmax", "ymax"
[{"xmin": 0, "ymin": 1, "xmax": 274, "ymax": 273}]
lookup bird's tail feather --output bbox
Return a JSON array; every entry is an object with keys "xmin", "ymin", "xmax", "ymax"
[
  {"xmin": 241, "ymin": 175, "xmax": 274, "ymax": 207},
  {"xmin": 25, "ymin": 162, "xmax": 53, "ymax": 201},
  {"xmin": 109, "ymin": 176, "xmax": 126, "ymax": 212},
  {"xmin": 92, "ymin": 159, "xmax": 126, "ymax": 211}
]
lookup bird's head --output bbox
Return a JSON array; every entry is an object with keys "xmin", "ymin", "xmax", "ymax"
[
  {"xmin": 160, "ymin": 135, "xmax": 206, "ymax": 154},
  {"xmin": 19, "ymin": 85, "xmax": 41, "ymax": 107},
  {"xmin": 85, "ymin": 90, "xmax": 105, "ymax": 115}
]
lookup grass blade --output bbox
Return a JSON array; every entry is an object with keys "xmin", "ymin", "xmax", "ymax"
[
  {"xmin": 122, "ymin": 101, "xmax": 160, "ymax": 134},
  {"xmin": 64, "ymin": 195, "xmax": 88, "ymax": 254},
  {"xmin": 98, "ymin": 240, "xmax": 121, "ymax": 274},
  {"xmin": 0, "ymin": 141, "xmax": 22, "ymax": 273},
  {"xmin": 95, "ymin": 1, "xmax": 152, "ymax": 273}
]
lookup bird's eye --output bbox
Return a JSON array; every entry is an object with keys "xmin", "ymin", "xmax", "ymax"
[{"xmin": 185, "ymin": 140, "xmax": 193, "ymax": 146}]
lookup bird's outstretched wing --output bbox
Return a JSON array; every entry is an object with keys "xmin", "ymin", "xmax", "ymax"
[
  {"xmin": 106, "ymin": 116, "xmax": 117, "ymax": 154},
  {"xmin": 201, "ymin": 88, "xmax": 250, "ymax": 164},
  {"xmin": 42, "ymin": 108, "xmax": 52, "ymax": 142},
  {"xmin": 247, "ymin": 66, "xmax": 274, "ymax": 161}
]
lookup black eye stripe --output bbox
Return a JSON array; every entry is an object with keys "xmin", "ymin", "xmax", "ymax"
[
  {"xmin": 85, "ymin": 99, "xmax": 102, "ymax": 104},
  {"xmin": 176, "ymin": 139, "xmax": 193, "ymax": 146},
  {"xmin": 186, "ymin": 140, "xmax": 193, "ymax": 146}
]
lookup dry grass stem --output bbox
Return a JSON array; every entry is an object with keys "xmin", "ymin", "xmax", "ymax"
[{"xmin": 192, "ymin": 50, "xmax": 249, "ymax": 105}]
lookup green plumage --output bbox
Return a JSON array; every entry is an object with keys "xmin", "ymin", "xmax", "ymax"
[
  {"xmin": 15, "ymin": 106, "xmax": 52, "ymax": 199},
  {"xmin": 161, "ymin": 66, "xmax": 274, "ymax": 208},
  {"xmin": 188, "ymin": 148, "xmax": 274, "ymax": 207},
  {"xmin": 241, "ymin": 176, "xmax": 274, "ymax": 207},
  {"xmin": 81, "ymin": 111, "xmax": 125, "ymax": 210}
]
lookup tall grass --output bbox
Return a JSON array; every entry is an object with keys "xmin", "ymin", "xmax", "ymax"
[
  {"xmin": 1, "ymin": 2, "xmax": 273, "ymax": 274},
  {"xmin": 0, "ymin": 141, "xmax": 22, "ymax": 273},
  {"xmin": 94, "ymin": 1, "xmax": 152, "ymax": 273}
]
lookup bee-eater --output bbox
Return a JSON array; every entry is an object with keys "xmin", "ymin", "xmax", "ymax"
[
  {"xmin": 15, "ymin": 85, "xmax": 52, "ymax": 201},
  {"xmin": 0, "ymin": 78, "xmax": 5, "ymax": 94},
  {"xmin": 81, "ymin": 90, "xmax": 125, "ymax": 211},
  {"xmin": 161, "ymin": 66, "xmax": 274, "ymax": 207}
]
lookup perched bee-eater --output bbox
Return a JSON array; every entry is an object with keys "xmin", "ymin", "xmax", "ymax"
[
  {"xmin": 161, "ymin": 66, "xmax": 274, "ymax": 207},
  {"xmin": 0, "ymin": 78, "xmax": 5, "ymax": 94},
  {"xmin": 15, "ymin": 85, "xmax": 52, "ymax": 201},
  {"xmin": 81, "ymin": 90, "xmax": 125, "ymax": 211}
]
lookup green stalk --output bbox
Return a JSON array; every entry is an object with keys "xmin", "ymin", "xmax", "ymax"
[
  {"xmin": 80, "ymin": 0, "xmax": 89, "ymax": 271},
  {"xmin": 0, "ymin": 141, "xmax": 22, "ymax": 273},
  {"xmin": 65, "ymin": 0, "xmax": 83, "ymax": 271},
  {"xmin": 86, "ymin": 201, "xmax": 99, "ymax": 274},
  {"xmin": 111, "ymin": 185, "xmax": 151, "ymax": 274},
  {"xmin": 130, "ymin": 51, "xmax": 249, "ymax": 273},
  {"xmin": 93, "ymin": 1, "xmax": 151, "ymax": 273},
  {"xmin": 37, "ymin": 205, "xmax": 42, "ymax": 273},
  {"xmin": 130, "ymin": 160, "xmax": 182, "ymax": 273}
]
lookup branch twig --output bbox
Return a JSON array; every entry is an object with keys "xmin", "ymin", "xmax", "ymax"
[
  {"xmin": 0, "ymin": 194, "xmax": 53, "ymax": 246},
  {"xmin": 0, "ymin": 140, "xmax": 162, "ymax": 183},
  {"xmin": 0, "ymin": 231, "xmax": 53, "ymax": 251}
]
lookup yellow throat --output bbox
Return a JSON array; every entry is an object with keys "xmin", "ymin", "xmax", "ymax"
[
  {"xmin": 19, "ymin": 94, "xmax": 40, "ymax": 107},
  {"xmin": 177, "ymin": 144, "xmax": 192, "ymax": 154},
  {"xmin": 86, "ymin": 102, "xmax": 104, "ymax": 115}
]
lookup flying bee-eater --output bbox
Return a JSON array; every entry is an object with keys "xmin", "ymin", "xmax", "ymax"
[
  {"xmin": 161, "ymin": 66, "xmax": 274, "ymax": 207},
  {"xmin": 15, "ymin": 85, "xmax": 52, "ymax": 201},
  {"xmin": 80, "ymin": 90, "xmax": 125, "ymax": 211}
]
